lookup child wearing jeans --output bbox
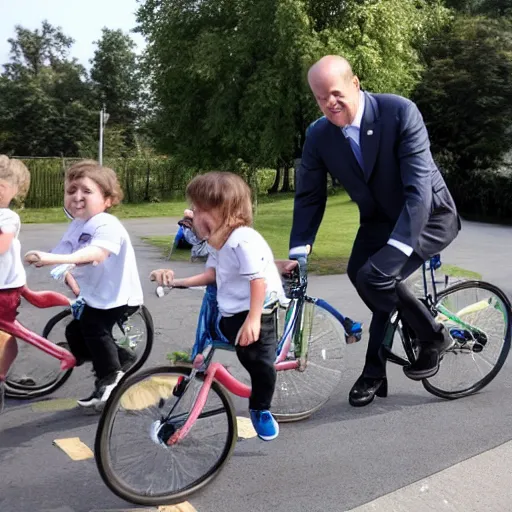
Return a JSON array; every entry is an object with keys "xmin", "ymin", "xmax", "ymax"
[
  {"xmin": 151, "ymin": 171, "xmax": 284, "ymax": 441},
  {"xmin": 0, "ymin": 155, "xmax": 31, "ymax": 413},
  {"xmin": 25, "ymin": 160, "xmax": 143, "ymax": 409}
]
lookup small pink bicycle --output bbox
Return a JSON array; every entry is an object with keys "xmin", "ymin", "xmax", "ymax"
[
  {"xmin": 0, "ymin": 286, "xmax": 77, "ymax": 397},
  {"xmin": 4, "ymin": 268, "xmax": 154, "ymax": 400},
  {"xmin": 95, "ymin": 259, "xmax": 362, "ymax": 506}
]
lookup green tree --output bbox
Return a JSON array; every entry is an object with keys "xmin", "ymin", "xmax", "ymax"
[
  {"xmin": 444, "ymin": 0, "xmax": 511, "ymax": 17},
  {"xmin": 413, "ymin": 16, "xmax": 512, "ymax": 171},
  {"xmin": 0, "ymin": 21, "xmax": 96, "ymax": 156},
  {"xmin": 136, "ymin": 0, "xmax": 449, "ymax": 190},
  {"xmin": 3, "ymin": 20, "xmax": 73, "ymax": 79},
  {"xmin": 90, "ymin": 28, "xmax": 141, "ymax": 147}
]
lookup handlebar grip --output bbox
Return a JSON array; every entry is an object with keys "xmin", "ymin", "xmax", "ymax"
[{"xmin": 296, "ymin": 256, "xmax": 308, "ymax": 278}]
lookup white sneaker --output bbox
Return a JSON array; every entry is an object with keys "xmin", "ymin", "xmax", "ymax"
[{"xmin": 77, "ymin": 371, "xmax": 124, "ymax": 409}]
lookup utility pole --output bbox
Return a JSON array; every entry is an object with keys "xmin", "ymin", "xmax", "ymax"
[{"xmin": 98, "ymin": 104, "xmax": 110, "ymax": 165}]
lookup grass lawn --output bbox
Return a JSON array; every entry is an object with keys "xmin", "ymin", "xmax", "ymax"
[
  {"xmin": 19, "ymin": 191, "xmax": 481, "ymax": 277},
  {"xmin": 143, "ymin": 192, "xmax": 359, "ymax": 275},
  {"xmin": 16, "ymin": 200, "xmax": 189, "ymax": 224},
  {"xmin": 441, "ymin": 264, "xmax": 481, "ymax": 280}
]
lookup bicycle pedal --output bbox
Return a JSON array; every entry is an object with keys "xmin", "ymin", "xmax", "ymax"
[
  {"xmin": 345, "ymin": 332, "xmax": 362, "ymax": 344},
  {"xmin": 343, "ymin": 317, "xmax": 363, "ymax": 344},
  {"xmin": 172, "ymin": 376, "xmax": 188, "ymax": 397}
]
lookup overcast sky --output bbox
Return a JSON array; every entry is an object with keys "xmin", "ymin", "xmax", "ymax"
[{"xmin": 0, "ymin": 0, "xmax": 146, "ymax": 68}]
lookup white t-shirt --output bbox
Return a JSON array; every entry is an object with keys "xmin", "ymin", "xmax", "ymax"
[
  {"xmin": 0, "ymin": 208, "xmax": 26, "ymax": 290},
  {"xmin": 206, "ymin": 226, "xmax": 285, "ymax": 316},
  {"xmin": 52, "ymin": 212, "xmax": 143, "ymax": 309}
]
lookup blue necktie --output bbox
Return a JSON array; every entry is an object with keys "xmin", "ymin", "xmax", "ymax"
[{"xmin": 348, "ymin": 135, "xmax": 364, "ymax": 171}]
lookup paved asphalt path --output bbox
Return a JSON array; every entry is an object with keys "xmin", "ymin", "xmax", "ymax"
[{"xmin": 1, "ymin": 217, "xmax": 511, "ymax": 512}]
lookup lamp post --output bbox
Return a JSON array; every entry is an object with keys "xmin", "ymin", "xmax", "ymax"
[{"xmin": 98, "ymin": 104, "xmax": 110, "ymax": 165}]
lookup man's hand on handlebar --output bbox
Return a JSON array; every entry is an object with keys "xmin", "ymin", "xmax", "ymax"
[
  {"xmin": 276, "ymin": 244, "xmax": 311, "ymax": 276},
  {"xmin": 275, "ymin": 259, "xmax": 299, "ymax": 275}
]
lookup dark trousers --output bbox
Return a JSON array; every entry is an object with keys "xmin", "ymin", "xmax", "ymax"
[
  {"xmin": 219, "ymin": 311, "xmax": 277, "ymax": 411},
  {"xmin": 347, "ymin": 225, "xmax": 443, "ymax": 378},
  {"xmin": 65, "ymin": 304, "xmax": 129, "ymax": 381}
]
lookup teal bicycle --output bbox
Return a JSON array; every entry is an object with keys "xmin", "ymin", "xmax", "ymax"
[{"xmin": 383, "ymin": 256, "xmax": 512, "ymax": 399}]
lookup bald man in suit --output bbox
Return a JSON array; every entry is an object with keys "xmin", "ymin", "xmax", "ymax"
[{"xmin": 290, "ymin": 55, "xmax": 460, "ymax": 407}]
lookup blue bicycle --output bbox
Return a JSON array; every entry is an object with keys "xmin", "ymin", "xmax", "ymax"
[{"xmin": 177, "ymin": 257, "xmax": 363, "ymax": 422}]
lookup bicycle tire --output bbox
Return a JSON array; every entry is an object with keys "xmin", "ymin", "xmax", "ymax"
[
  {"xmin": 4, "ymin": 309, "xmax": 74, "ymax": 399},
  {"xmin": 5, "ymin": 305, "xmax": 154, "ymax": 400},
  {"xmin": 272, "ymin": 300, "xmax": 347, "ymax": 422},
  {"xmin": 121, "ymin": 305, "xmax": 154, "ymax": 376},
  {"xmin": 422, "ymin": 280, "xmax": 512, "ymax": 399},
  {"xmin": 95, "ymin": 365, "xmax": 237, "ymax": 506}
]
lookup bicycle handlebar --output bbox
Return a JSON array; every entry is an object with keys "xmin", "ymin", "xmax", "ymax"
[
  {"xmin": 155, "ymin": 284, "xmax": 206, "ymax": 298},
  {"xmin": 21, "ymin": 286, "xmax": 72, "ymax": 308},
  {"xmin": 154, "ymin": 257, "xmax": 308, "ymax": 299}
]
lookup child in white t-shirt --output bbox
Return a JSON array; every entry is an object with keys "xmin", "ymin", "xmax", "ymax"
[
  {"xmin": 25, "ymin": 160, "xmax": 143, "ymax": 409},
  {"xmin": 0, "ymin": 155, "xmax": 31, "ymax": 413},
  {"xmin": 151, "ymin": 171, "xmax": 284, "ymax": 441}
]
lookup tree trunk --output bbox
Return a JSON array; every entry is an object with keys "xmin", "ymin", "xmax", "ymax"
[
  {"xmin": 268, "ymin": 165, "xmax": 281, "ymax": 194},
  {"xmin": 281, "ymin": 164, "xmax": 291, "ymax": 192},
  {"xmin": 144, "ymin": 160, "xmax": 151, "ymax": 201},
  {"xmin": 289, "ymin": 158, "xmax": 301, "ymax": 192},
  {"xmin": 247, "ymin": 167, "xmax": 259, "ymax": 213}
]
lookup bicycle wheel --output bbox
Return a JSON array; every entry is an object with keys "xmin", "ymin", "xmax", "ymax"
[
  {"xmin": 95, "ymin": 365, "xmax": 237, "ymax": 506},
  {"xmin": 115, "ymin": 305, "xmax": 154, "ymax": 375},
  {"xmin": 5, "ymin": 305, "xmax": 153, "ymax": 400},
  {"xmin": 4, "ymin": 309, "xmax": 73, "ymax": 399},
  {"xmin": 423, "ymin": 281, "xmax": 511, "ymax": 399},
  {"xmin": 272, "ymin": 300, "xmax": 347, "ymax": 422}
]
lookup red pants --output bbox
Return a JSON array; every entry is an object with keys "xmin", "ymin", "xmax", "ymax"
[{"xmin": 0, "ymin": 287, "xmax": 23, "ymax": 323}]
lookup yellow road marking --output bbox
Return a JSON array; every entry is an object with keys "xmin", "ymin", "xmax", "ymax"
[
  {"xmin": 456, "ymin": 300, "xmax": 490, "ymax": 317},
  {"xmin": 32, "ymin": 398, "xmax": 77, "ymax": 412},
  {"xmin": 53, "ymin": 437, "xmax": 94, "ymax": 461},
  {"xmin": 120, "ymin": 375, "xmax": 179, "ymax": 411},
  {"xmin": 237, "ymin": 416, "xmax": 257, "ymax": 439},
  {"xmin": 158, "ymin": 503, "xmax": 197, "ymax": 512}
]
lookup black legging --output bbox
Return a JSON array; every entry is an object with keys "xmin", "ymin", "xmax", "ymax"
[
  {"xmin": 65, "ymin": 304, "xmax": 130, "ymax": 380},
  {"xmin": 220, "ymin": 311, "xmax": 277, "ymax": 410}
]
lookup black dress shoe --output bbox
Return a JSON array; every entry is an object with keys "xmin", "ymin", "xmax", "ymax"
[
  {"xmin": 349, "ymin": 375, "xmax": 388, "ymax": 407},
  {"xmin": 403, "ymin": 328, "xmax": 454, "ymax": 381}
]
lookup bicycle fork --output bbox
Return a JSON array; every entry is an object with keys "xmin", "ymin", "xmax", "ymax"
[{"xmin": 161, "ymin": 355, "xmax": 252, "ymax": 446}]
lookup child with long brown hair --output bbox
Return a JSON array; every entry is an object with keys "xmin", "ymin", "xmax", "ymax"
[
  {"xmin": 25, "ymin": 160, "xmax": 143, "ymax": 409},
  {"xmin": 151, "ymin": 171, "xmax": 284, "ymax": 440}
]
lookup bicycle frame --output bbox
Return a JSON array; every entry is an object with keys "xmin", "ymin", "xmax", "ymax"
[
  {"xmin": 166, "ymin": 258, "xmax": 363, "ymax": 445},
  {"xmin": 420, "ymin": 257, "xmax": 507, "ymax": 339},
  {"xmin": 0, "ymin": 286, "xmax": 76, "ymax": 371}
]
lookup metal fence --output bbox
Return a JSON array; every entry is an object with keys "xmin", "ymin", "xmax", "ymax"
[{"xmin": 16, "ymin": 157, "xmax": 196, "ymax": 208}]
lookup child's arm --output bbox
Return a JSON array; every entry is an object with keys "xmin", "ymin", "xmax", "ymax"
[
  {"xmin": 237, "ymin": 278, "xmax": 266, "ymax": 346},
  {"xmin": 64, "ymin": 272, "xmax": 81, "ymax": 297},
  {"xmin": 0, "ymin": 231, "xmax": 15, "ymax": 255},
  {"xmin": 150, "ymin": 267, "xmax": 216, "ymax": 288},
  {"xmin": 25, "ymin": 246, "xmax": 109, "ymax": 267}
]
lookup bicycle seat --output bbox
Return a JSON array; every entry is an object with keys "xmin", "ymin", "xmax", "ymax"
[{"xmin": 21, "ymin": 286, "xmax": 71, "ymax": 308}]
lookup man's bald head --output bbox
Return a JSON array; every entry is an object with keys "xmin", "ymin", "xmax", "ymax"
[
  {"xmin": 308, "ymin": 55, "xmax": 354, "ymax": 87},
  {"xmin": 307, "ymin": 55, "xmax": 360, "ymax": 127}
]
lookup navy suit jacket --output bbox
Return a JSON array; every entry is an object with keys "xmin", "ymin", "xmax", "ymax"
[{"xmin": 290, "ymin": 92, "xmax": 460, "ymax": 260}]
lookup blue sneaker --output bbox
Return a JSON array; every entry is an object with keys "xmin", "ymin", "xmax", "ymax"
[{"xmin": 249, "ymin": 409, "xmax": 279, "ymax": 441}]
